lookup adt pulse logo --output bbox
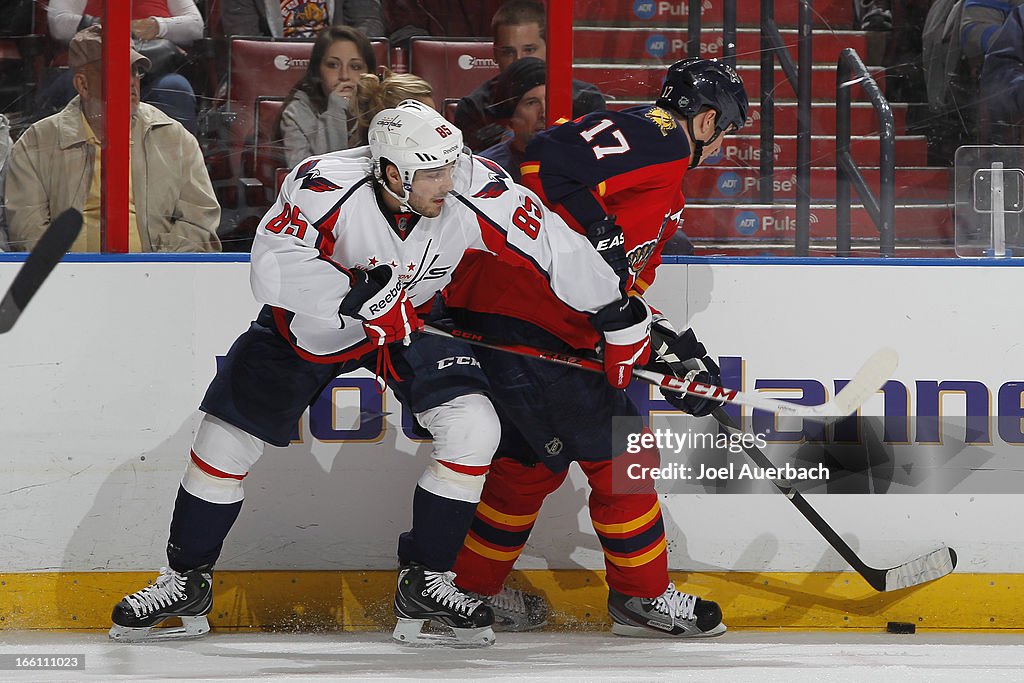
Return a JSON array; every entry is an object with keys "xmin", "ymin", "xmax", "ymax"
[
  {"xmin": 736, "ymin": 211, "xmax": 759, "ymax": 235},
  {"xmin": 717, "ymin": 171, "xmax": 742, "ymax": 197},
  {"xmin": 634, "ymin": 0, "xmax": 657, "ymax": 19},
  {"xmin": 646, "ymin": 34, "xmax": 668, "ymax": 58}
]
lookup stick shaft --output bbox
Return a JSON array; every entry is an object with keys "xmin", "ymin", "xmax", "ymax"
[{"xmin": 426, "ymin": 324, "xmax": 860, "ymax": 419}]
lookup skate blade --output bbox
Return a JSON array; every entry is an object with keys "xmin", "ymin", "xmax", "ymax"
[
  {"xmin": 109, "ymin": 615, "xmax": 211, "ymax": 643},
  {"xmin": 392, "ymin": 618, "xmax": 496, "ymax": 648},
  {"xmin": 610, "ymin": 621, "xmax": 727, "ymax": 639},
  {"xmin": 493, "ymin": 617, "xmax": 548, "ymax": 633}
]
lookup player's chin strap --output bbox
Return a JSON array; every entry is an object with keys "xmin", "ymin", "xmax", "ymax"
[
  {"xmin": 379, "ymin": 178, "xmax": 421, "ymax": 215},
  {"xmin": 685, "ymin": 118, "xmax": 724, "ymax": 169}
]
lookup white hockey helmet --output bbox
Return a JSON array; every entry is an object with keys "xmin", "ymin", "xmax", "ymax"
[{"xmin": 368, "ymin": 99, "xmax": 464, "ymax": 193}]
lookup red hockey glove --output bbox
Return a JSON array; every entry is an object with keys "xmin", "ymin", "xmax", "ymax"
[
  {"xmin": 590, "ymin": 296, "xmax": 653, "ymax": 389},
  {"xmin": 339, "ymin": 265, "xmax": 422, "ymax": 346}
]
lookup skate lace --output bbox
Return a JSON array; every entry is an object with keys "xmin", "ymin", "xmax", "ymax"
[
  {"xmin": 651, "ymin": 584, "xmax": 697, "ymax": 625},
  {"xmin": 489, "ymin": 586, "xmax": 527, "ymax": 615},
  {"xmin": 123, "ymin": 567, "xmax": 186, "ymax": 618},
  {"xmin": 425, "ymin": 571, "xmax": 484, "ymax": 616}
]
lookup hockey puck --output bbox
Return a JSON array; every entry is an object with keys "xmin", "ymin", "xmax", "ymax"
[{"xmin": 886, "ymin": 621, "xmax": 916, "ymax": 634}]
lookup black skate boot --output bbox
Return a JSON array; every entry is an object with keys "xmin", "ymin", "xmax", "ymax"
[
  {"xmin": 474, "ymin": 585, "xmax": 549, "ymax": 632},
  {"xmin": 393, "ymin": 564, "xmax": 496, "ymax": 647},
  {"xmin": 608, "ymin": 582, "xmax": 726, "ymax": 638},
  {"xmin": 109, "ymin": 566, "xmax": 213, "ymax": 642}
]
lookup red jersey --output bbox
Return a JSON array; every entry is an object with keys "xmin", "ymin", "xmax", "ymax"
[{"xmin": 445, "ymin": 105, "xmax": 691, "ymax": 349}]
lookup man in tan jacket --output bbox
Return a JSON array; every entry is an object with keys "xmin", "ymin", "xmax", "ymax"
[{"xmin": 5, "ymin": 25, "xmax": 220, "ymax": 253}]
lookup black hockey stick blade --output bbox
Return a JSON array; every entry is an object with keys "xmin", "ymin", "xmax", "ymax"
[
  {"xmin": 714, "ymin": 407, "xmax": 957, "ymax": 592},
  {"xmin": 0, "ymin": 209, "xmax": 82, "ymax": 334}
]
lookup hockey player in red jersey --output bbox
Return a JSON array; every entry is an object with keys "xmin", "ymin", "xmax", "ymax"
[
  {"xmin": 106, "ymin": 100, "xmax": 651, "ymax": 647},
  {"xmin": 446, "ymin": 58, "xmax": 749, "ymax": 637}
]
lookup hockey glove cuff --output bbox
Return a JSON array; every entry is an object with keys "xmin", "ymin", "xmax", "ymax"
[
  {"xmin": 650, "ymin": 326, "xmax": 724, "ymax": 417},
  {"xmin": 339, "ymin": 265, "xmax": 422, "ymax": 346},
  {"xmin": 591, "ymin": 296, "xmax": 652, "ymax": 389}
]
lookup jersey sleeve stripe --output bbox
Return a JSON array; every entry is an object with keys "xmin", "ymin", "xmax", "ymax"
[{"xmin": 270, "ymin": 306, "xmax": 374, "ymax": 364}]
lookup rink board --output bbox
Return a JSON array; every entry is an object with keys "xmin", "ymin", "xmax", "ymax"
[{"xmin": 1, "ymin": 256, "xmax": 1023, "ymax": 630}]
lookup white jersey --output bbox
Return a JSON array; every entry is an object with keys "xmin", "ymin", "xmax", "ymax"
[{"xmin": 249, "ymin": 148, "xmax": 622, "ymax": 361}]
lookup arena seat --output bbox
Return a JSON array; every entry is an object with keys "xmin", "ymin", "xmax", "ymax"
[{"xmin": 408, "ymin": 37, "xmax": 497, "ymax": 109}]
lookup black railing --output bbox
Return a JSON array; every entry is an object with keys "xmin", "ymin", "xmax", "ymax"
[
  {"xmin": 760, "ymin": 0, "xmax": 813, "ymax": 254},
  {"xmin": 687, "ymin": 0, "xmax": 736, "ymax": 68},
  {"xmin": 836, "ymin": 48, "xmax": 895, "ymax": 257}
]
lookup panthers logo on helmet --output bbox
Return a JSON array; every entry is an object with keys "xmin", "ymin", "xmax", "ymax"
[
  {"xmin": 472, "ymin": 157, "xmax": 510, "ymax": 199},
  {"xmin": 645, "ymin": 107, "xmax": 678, "ymax": 137}
]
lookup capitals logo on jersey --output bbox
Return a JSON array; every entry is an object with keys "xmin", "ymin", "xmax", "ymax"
[
  {"xmin": 472, "ymin": 156, "xmax": 511, "ymax": 199},
  {"xmin": 295, "ymin": 159, "xmax": 343, "ymax": 193}
]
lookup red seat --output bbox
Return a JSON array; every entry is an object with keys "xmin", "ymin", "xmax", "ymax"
[
  {"xmin": 443, "ymin": 98, "xmax": 457, "ymax": 124},
  {"xmin": 250, "ymin": 96, "xmax": 286, "ymax": 189},
  {"xmin": 408, "ymin": 37, "xmax": 497, "ymax": 108}
]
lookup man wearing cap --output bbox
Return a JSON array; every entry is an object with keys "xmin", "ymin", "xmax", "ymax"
[
  {"xmin": 454, "ymin": 0, "xmax": 605, "ymax": 152},
  {"xmin": 478, "ymin": 57, "xmax": 546, "ymax": 183},
  {"xmin": 5, "ymin": 25, "xmax": 220, "ymax": 253}
]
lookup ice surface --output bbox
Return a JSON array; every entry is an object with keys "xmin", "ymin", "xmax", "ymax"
[{"xmin": 1, "ymin": 630, "xmax": 1022, "ymax": 682}]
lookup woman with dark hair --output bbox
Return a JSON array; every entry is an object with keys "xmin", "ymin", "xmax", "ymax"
[{"xmin": 276, "ymin": 25, "xmax": 376, "ymax": 167}]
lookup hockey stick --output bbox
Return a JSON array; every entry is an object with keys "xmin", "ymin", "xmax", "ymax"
[
  {"xmin": 713, "ymin": 408, "xmax": 957, "ymax": 591},
  {"xmin": 425, "ymin": 322, "xmax": 951, "ymax": 591},
  {"xmin": 423, "ymin": 324, "xmax": 898, "ymax": 421},
  {"xmin": 0, "ymin": 209, "xmax": 83, "ymax": 334}
]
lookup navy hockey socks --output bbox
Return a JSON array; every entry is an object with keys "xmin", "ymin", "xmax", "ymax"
[
  {"xmin": 167, "ymin": 485, "xmax": 242, "ymax": 572},
  {"xmin": 398, "ymin": 485, "xmax": 478, "ymax": 571}
]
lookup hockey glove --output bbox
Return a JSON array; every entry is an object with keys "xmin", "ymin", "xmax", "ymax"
[
  {"xmin": 591, "ymin": 296, "xmax": 652, "ymax": 389},
  {"xmin": 339, "ymin": 265, "xmax": 422, "ymax": 346},
  {"xmin": 586, "ymin": 216, "xmax": 630, "ymax": 290},
  {"xmin": 649, "ymin": 322, "xmax": 723, "ymax": 417}
]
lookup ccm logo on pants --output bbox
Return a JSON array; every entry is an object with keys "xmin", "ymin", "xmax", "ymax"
[{"xmin": 437, "ymin": 356, "xmax": 482, "ymax": 370}]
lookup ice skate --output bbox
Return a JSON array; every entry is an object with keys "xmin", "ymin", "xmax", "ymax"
[
  {"xmin": 109, "ymin": 566, "xmax": 213, "ymax": 642},
  {"xmin": 392, "ymin": 564, "xmax": 496, "ymax": 647},
  {"xmin": 608, "ymin": 582, "xmax": 726, "ymax": 638},
  {"xmin": 474, "ymin": 585, "xmax": 549, "ymax": 632}
]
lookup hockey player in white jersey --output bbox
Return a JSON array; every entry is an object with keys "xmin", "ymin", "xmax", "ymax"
[{"xmin": 108, "ymin": 100, "xmax": 654, "ymax": 646}]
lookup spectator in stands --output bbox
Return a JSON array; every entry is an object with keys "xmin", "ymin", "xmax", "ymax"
[
  {"xmin": 854, "ymin": 0, "xmax": 892, "ymax": 31},
  {"xmin": 454, "ymin": 0, "xmax": 605, "ymax": 152},
  {"xmin": 478, "ymin": 57, "xmax": 545, "ymax": 183},
  {"xmin": 5, "ymin": 26, "xmax": 220, "ymax": 253},
  {"xmin": 349, "ymin": 71, "xmax": 434, "ymax": 146},
  {"xmin": 43, "ymin": 0, "xmax": 202, "ymax": 133},
  {"xmin": 222, "ymin": 0, "xmax": 385, "ymax": 38},
  {"xmin": 961, "ymin": 0, "xmax": 1024, "ymax": 66},
  {"xmin": 275, "ymin": 26, "xmax": 377, "ymax": 167},
  {"xmin": 0, "ymin": 113, "xmax": 11, "ymax": 251},
  {"xmin": 980, "ymin": 5, "xmax": 1024, "ymax": 140}
]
